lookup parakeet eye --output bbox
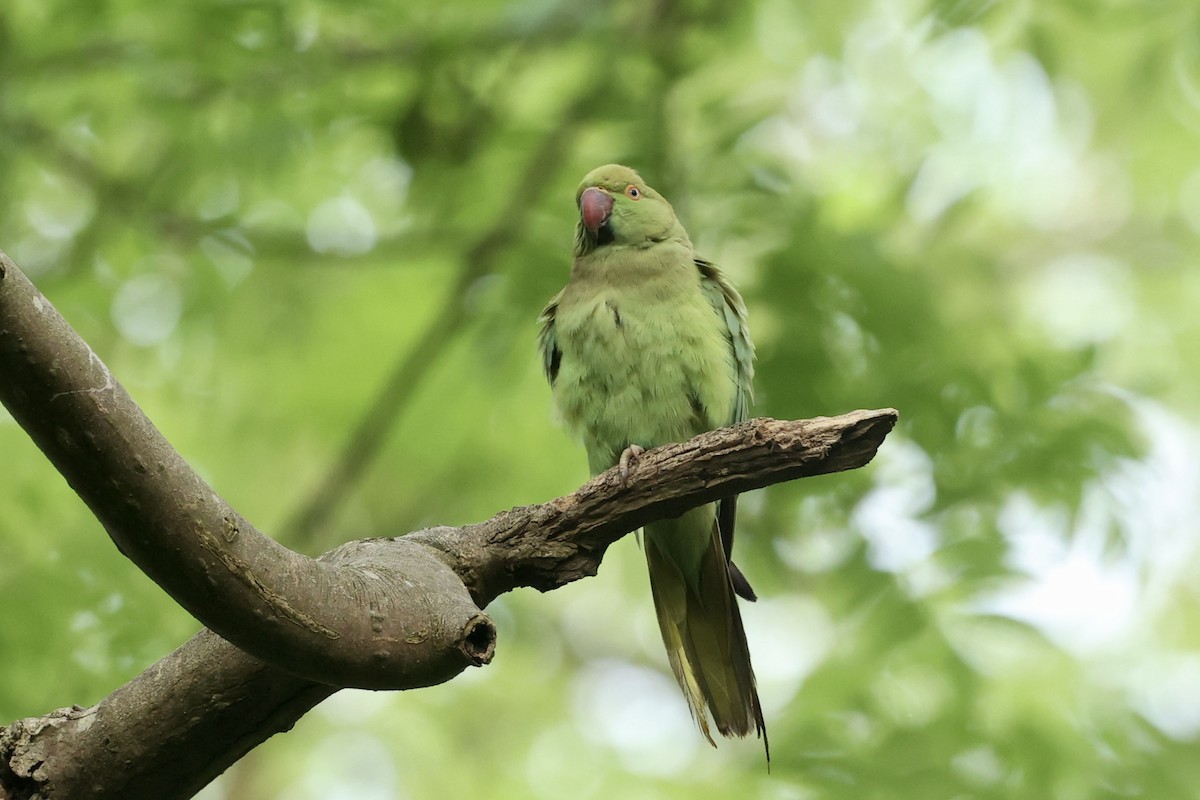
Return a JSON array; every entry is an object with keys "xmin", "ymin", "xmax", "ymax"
[{"xmin": 624, "ymin": 185, "xmax": 641, "ymax": 200}]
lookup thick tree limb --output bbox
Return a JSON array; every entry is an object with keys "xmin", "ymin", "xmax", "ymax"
[
  {"xmin": 0, "ymin": 631, "xmax": 335, "ymax": 800},
  {"xmin": 0, "ymin": 248, "xmax": 898, "ymax": 799},
  {"xmin": 0, "ymin": 251, "xmax": 493, "ymax": 690}
]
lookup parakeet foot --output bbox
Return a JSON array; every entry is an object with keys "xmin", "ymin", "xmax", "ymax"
[{"xmin": 618, "ymin": 444, "xmax": 645, "ymax": 482}]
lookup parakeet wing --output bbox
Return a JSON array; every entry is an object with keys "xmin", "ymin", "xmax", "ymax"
[
  {"xmin": 697, "ymin": 258, "xmax": 757, "ymax": 601},
  {"xmin": 697, "ymin": 258, "xmax": 754, "ymax": 426},
  {"xmin": 537, "ymin": 293, "xmax": 561, "ymax": 387}
]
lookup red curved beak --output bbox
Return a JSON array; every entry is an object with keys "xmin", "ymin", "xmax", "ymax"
[{"xmin": 580, "ymin": 187, "xmax": 613, "ymax": 233}]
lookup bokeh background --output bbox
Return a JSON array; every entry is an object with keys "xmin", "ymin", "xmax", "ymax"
[{"xmin": 3, "ymin": 0, "xmax": 1200, "ymax": 797}]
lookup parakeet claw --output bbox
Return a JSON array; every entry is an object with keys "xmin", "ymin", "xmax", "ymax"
[{"xmin": 618, "ymin": 444, "xmax": 645, "ymax": 482}]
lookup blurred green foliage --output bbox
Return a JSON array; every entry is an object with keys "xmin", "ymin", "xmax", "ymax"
[{"xmin": 2, "ymin": 0, "xmax": 1199, "ymax": 797}]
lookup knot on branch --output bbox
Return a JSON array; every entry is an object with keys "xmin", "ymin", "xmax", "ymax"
[{"xmin": 309, "ymin": 538, "xmax": 496, "ymax": 689}]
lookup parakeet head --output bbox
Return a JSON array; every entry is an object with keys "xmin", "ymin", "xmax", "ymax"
[{"xmin": 573, "ymin": 164, "xmax": 686, "ymax": 256}]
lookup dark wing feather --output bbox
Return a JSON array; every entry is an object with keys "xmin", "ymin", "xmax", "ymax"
[{"xmin": 537, "ymin": 293, "xmax": 562, "ymax": 386}]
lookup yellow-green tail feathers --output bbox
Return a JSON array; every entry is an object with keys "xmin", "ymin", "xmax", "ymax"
[{"xmin": 643, "ymin": 508, "xmax": 768, "ymax": 758}]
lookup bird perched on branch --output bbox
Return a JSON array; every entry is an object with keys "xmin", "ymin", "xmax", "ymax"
[{"xmin": 538, "ymin": 164, "xmax": 766, "ymax": 758}]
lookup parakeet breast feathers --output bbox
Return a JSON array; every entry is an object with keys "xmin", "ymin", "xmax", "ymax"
[{"xmin": 551, "ymin": 242, "xmax": 737, "ymax": 472}]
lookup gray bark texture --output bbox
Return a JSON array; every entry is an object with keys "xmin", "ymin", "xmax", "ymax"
[{"xmin": 0, "ymin": 250, "xmax": 898, "ymax": 799}]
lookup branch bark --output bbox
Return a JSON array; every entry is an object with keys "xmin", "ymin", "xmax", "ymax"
[
  {"xmin": 0, "ymin": 249, "xmax": 898, "ymax": 799},
  {"xmin": 0, "ymin": 251, "xmax": 492, "ymax": 691},
  {"xmin": 416, "ymin": 410, "xmax": 898, "ymax": 607},
  {"xmin": 0, "ymin": 631, "xmax": 335, "ymax": 800}
]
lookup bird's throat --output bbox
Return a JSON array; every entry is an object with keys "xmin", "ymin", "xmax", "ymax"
[{"xmin": 594, "ymin": 220, "xmax": 614, "ymax": 246}]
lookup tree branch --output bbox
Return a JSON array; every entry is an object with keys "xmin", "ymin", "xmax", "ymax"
[
  {"xmin": 0, "ymin": 250, "xmax": 493, "ymax": 691},
  {"xmin": 415, "ymin": 410, "xmax": 897, "ymax": 606},
  {"xmin": 0, "ymin": 631, "xmax": 335, "ymax": 800},
  {"xmin": 0, "ymin": 248, "xmax": 898, "ymax": 799}
]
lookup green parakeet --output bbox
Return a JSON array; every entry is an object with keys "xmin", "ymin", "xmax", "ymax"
[{"xmin": 538, "ymin": 164, "xmax": 766, "ymax": 755}]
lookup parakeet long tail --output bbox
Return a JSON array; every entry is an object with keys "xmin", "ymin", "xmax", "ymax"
[{"xmin": 644, "ymin": 508, "xmax": 768, "ymax": 757}]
